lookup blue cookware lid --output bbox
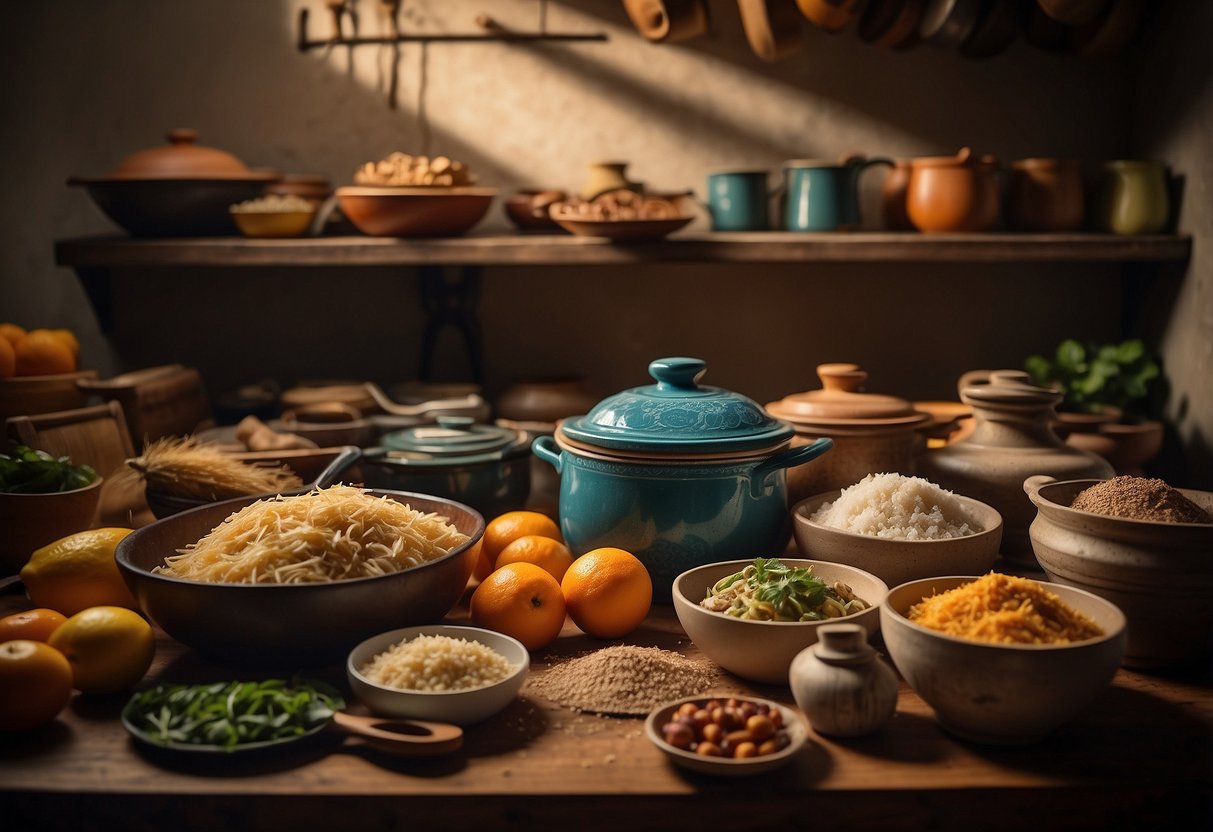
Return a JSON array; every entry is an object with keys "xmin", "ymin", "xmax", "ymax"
[
  {"xmin": 559, "ymin": 357, "xmax": 793, "ymax": 454},
  {"xmin": 380, "ymin": 416, "xmax": 523, "ymax": 464}
]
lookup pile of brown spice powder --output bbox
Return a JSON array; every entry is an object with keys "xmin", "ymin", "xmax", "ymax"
[
  {"xmin": 1070, "ymin": 476, "xmax": 1211, "ymax": 524},
  {"xmin": 527, "ymin": 646, "xmax": 720, "ymax": 716}
]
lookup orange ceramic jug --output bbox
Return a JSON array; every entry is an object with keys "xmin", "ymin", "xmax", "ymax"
[{"xmin": 906, "ymin": 148, "xmax": 1000, "ymax": 233}]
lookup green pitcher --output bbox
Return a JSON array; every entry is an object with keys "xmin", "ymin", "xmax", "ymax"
[{"xmin": 782, "ymin": 155, "xmax": 893, "ymax": 232}]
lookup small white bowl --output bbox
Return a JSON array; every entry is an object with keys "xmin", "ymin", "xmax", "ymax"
[
  {"xmin": 644, "ymin": 694, "xmax": 807, "ymax": 777},
  {"xmin": 792, "ymin": 490, "xmax": 1004, "ymax": 588},
  {"xmin": 347, "ymin": 625, "xmax": 529, "ymax": 726},
  {"xmin": 672, "ymin": 559, "xmax": 888, "ymax": 684},
  {"xmin": 881, "ymin": 576, "xmax": 1126, "ymax": 745}
]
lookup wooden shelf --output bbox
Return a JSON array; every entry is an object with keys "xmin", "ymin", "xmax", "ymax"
[{"xmin": 55, "ymin": 232, "xmax": 1192, "ymax": 269}]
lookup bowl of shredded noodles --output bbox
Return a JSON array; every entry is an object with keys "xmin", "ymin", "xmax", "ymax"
[
  {"xmin": 115, "ymin": 485, "xmax": 484, "ymax": 666},
  {"xmin": 672, "ymin": 558, "xmax": 887, "ymax": 684},
  {"xmin": 881, "ymin": 573, "xmax": 1126, "ymax": 744}
]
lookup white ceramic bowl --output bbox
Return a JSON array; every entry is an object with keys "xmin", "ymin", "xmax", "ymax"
[
  {"xmin": 347, "ymin": 625, "xmax": 529, "ymax": 726},
  {"xmin": 792, "ymin": 490, "xmax": 1004, "ymax": 587},
  {"xmin": 644, "ymin": 694, "xmax": 807, "ymax": 777},
  {"xmin": 672, "ymin": 559, "xmax": 887, "ymax": 684},
  {"xmin": 881, "ymin": 576, "xmax": 1126, "ymax": 745}
]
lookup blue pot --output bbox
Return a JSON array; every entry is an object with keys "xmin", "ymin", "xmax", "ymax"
[{"xmin": 532, "ymin": 357, "xmax": 833, "ymax": 600}]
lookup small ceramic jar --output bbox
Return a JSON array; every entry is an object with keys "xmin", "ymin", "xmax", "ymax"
[
  {"xmin": 1007, "ymin": 158, "xmax": 1085, "ymax": 232},
  {"xmin": 1095, "ymin": 160, "xmax": 1169, "ymax": 236},
  {"xmin": 766, "ymin": 363, "xmax": 931, "ymax": 506},
  {"xmin": 789, "ymin": 623, "xmax": 898, "ymax": 737}
]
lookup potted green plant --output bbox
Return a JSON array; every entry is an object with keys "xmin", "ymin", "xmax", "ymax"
[{"xmin": 1025, "ymin": 338, "xmax": 1164, "ymax": 474}]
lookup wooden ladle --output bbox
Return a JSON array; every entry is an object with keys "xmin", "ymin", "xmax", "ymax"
[{"xmin": 737, "ymin": 0, "xmax": 804, "ymax": 61}]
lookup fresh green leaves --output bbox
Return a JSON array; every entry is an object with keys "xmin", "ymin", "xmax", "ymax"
[
  {"xmin": 122, "ymin": 679, "xmax": 344, "ymax": 751},
  {"xmin": 710, "ymin": 558, "xmax": 832, "ymax": 621},
  {"xmin": 0, "ymin": 445, "xmax": 97, "ymax": 493},
  {"xmin": 1025, "ymin": 338, "xmax": 1161, "ymax": 416}
]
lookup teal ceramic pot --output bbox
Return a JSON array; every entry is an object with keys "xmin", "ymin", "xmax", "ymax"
[
  {"xmin": 362, "ymin": 417, "xmax": 531, "ymax": 519},
  {"xmin": 532, "ymin": 358, "xmax": 833, "ymax": 601},
  {"xmin": 706, "ymin": 170, "xmax": 770, "ymax": 231},
  {"xmin": 782, "ymin": 157, "xmax": 893, "ymax": 232}
]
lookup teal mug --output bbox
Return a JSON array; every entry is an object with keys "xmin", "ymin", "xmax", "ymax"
[
  {"xmin": 782, "ymin": 156, "xmax": 893, "ymax": 231},
  {"xmin": 706, "ymin": 170, "xmax": 770, "ymax": 231}
]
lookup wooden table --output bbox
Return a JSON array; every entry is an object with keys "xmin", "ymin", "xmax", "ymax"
[{"xmin": 2, "ymin": 597, "xmax": 1210, "ymax": 832}]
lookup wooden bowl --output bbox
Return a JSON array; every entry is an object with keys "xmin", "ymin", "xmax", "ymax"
[
  {"xmin": 231, "ymin": 209, "xmax": 316, "ymax": 239},
  {"xmin": 337, "ymin": 187, "xmax": 496, "ymax": 237},
  {"xmin": 0, "ymin": 370, "xmax": 98, "ymax": 422},
  {"xmin": 0, "ymin": 478, "xmax": 103, "ymax": 574}
]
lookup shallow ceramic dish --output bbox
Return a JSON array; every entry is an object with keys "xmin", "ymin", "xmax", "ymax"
[
  {"xmin": 672, "ymin": 559, "xmax": 887, "ymax": 684},
  {"xmin": 881, "ymin": 575, "xmax": 1126, "ymax": 744},
  {"xmin": 231, "ymin": 209, "xmax": 316, "ymax": 239},
  {"xmin": 337, "ymin": 187, "xmax": 496, "ymax": 237},
  {"xmin": 1025, "ymin": 475, "xmax": 1213, "ymax": 669},
  {"xmin": 644, "ymin": 694, "xmax": 807, "ymax": 777},
  {"xmin": 348, "ymin": 625, "xmax": 529, "ymax": 726},
  {"xmin": 114, "ymin": 489, "xmax": 484, "ymax": 666},
  {"xmin": 548, "ymin": 211, "xmax": 693, "ymax": 241},
  {"xmin": 791, "ymin": 490, "xmax": 1003, "ymax": 588}
]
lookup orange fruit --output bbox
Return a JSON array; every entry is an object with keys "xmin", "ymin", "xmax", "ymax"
[
  {"xmin": 480, "ymin": 511, "xmax": 562, "ymax": 575},
  {"xmin": 48, "ymin": 606, "xmax": 155, "ymax": 695},
  {"xmin": 470, "ymin": 562, "xmax": 566, "ymax": 651},
  {"xmin": 496, "ymin": 535, "xmax": 575, "ymax": 583},
  {"xmin": 13, "ymin": 329, "xmax": 76, "ymax": 376},
  {"xmin": 48, "ymin": 328, "xmax": 80, "ymax": 358},
  {"xmin": 561, "ymin": 547, "xmax": 652, "ymax": 639},
  {"xmin": 20, "ymin": 528, "xmax": 138, "ymax": 617},
  {"xmin": 0, "ymin": 609, "xmax": 68, "ymax": 643},
  {"xmin": 0, "ymin": 335, "xmax": 14, "ymax": 379},
  {"xmin": 0, "ymin": 322, "xmax": 26, "ymax": 348},
  {"xmin": 0, "ymin": 639, "xmax": 74, "ymax": 731}
]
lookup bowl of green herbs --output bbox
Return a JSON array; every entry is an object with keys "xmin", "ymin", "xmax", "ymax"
[
  {"xmin": 672, "ymin": 558, "xmax": 887, "ymax": 684},
  {"xmin": 122, "ymin": 679, "xmax": 464, "ymax": 758},
  {"xmin": 0, "ymin": 445, "xmax": 101, "ymax": 574}
]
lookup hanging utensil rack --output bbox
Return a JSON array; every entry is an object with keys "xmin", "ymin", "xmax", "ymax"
[{"xmin": 296, "ymin": 7, "xmax": 608, "ymax": 51}]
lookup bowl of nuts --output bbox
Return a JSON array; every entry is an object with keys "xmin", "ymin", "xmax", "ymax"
[
  {"xmin": 644, "ymin": 694, "xmax": 807, "ymax": 777},
  {"xmin": 337, "ymin": 152, "xmax": 495, "ymax": 237},
  {"xmin": 549, "ymin": 189, "xmax": 694, "ymax": 241}
]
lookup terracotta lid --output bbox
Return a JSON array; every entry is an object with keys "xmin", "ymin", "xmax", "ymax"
[
  {"xmin": 766, "ymin": 363, "xmax": 930, "ymax": 428},
  {"xmin": 96, "ymin": 129, "xmax": 276, "ymax": 181},
  {"xmin": 960, "ymin": 370, "xmax": 1063, "ymax": 407}
]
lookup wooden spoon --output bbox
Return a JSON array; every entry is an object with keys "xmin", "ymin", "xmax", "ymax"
[
  {"xmin": 330, "ymin": 711, "xmax": 463, "ymax": 756},
  {"xmin": 737, "ymin": 0, "xmax": 804, "ymax": 61}
]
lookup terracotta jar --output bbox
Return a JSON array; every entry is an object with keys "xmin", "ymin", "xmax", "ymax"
[
  {"xmin": 917, "ymin": 370, "xmax": 1114, "ymax": 564},
  {"xmin": 1007, "ymin": 158, "xmax": 1085, "ymax": 232},
  {"xmin": 767, "ymin": 363, "xmax": 931, "ymax": 506},
  {"xmin": 880, "ymin": 159, "xmax": 914, "ymax": 231},
  {"xmin": 906, "ymin": 148, "xmax": 1000, "ymax": 233}
]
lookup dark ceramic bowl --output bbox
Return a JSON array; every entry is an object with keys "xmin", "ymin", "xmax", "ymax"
[
  {"xmin": 69, "ymin": 178, "xmax": 276, "ymax": 237},
  {"xmin": 115, "ymin": 489, "xmax": 484, "ymax": 666},
  {"xmin": 336, "ymin": 187, "xmax": 496, "ymax": 237}
]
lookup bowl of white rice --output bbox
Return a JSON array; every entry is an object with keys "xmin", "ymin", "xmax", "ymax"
[
  {"xmin": 792, "ymin": 473, "xmax": 1003, "ymax": 587},
  {"xmin": 347, "ymin": 625, "xmax": 529, "ymax": 725}
]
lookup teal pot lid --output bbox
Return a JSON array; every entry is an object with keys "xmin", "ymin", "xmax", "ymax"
[
  {"xmin": 380, "ymin": 416, "xmax": 524, "ymax": 464},
  {"xmin": 559, "ymin": 357, "xmax": 793, "ymax": 454}
]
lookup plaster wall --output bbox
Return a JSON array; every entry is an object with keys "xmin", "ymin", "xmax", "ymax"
[{"xmin": 4, "ymin": 1, "xmax": 1194, "ymax": 468}]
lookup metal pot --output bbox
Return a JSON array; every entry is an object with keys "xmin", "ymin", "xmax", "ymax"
[
  {"xmin": 532, "ymin": 357, "xmax": 833, "ymax": 600},
  {"xmin": 361, "ymin": 417, "xmax": 531, "ymax": 519}
]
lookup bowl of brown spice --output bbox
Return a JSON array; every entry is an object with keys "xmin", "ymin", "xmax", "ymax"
[
  {"xmin": 881, "ymin": 573, "xmax": 1126, "ymax": 745},
  {"xmin": 1025, "ymin": 475, "xmax": 1213, "ymax": 670}
]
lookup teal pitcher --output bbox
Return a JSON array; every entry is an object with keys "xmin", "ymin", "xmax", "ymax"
[{"xmin": 782, "ymin": 155, "xmax": 893, "ymax": 231}]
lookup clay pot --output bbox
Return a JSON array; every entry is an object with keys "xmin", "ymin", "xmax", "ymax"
[
  {"xmin": 880, "ymin": 159, "xmax": 914, "ymax": 230},
  {"xmin": 906, "ymin": 148, "xmax": 1000, "ymax": 233},
  {"xmin": 917, "ymin": 370, "xmax": 1114, "ymax": 564},
  {"xmin": 0, "ymin": 478, "xmax": 103, "ymax": 574},
  {"xmin": 1008, "ymin": 158, "xmax": 1085, "ymax": 232},
  {"xmin": 766, "ymin": 363, "xmax": 931, "ymax": 505},
  {"xmin": 495, "ymin": 378, "xmax": 598, "ymax": 424},
  {"xmin": 789, "ymin": 623, "xmax": 898, "ymax": 737},
  {"xmin": 580, "ymin": 162, "xmax": 641, "ymax": 200},
  {"xmin": 1065, "ymin": 419, "xmax": 1164, "ymax": 476}
]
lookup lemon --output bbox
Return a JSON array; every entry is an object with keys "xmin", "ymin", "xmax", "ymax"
[
  {"xmin": 20, "ymin": 528, "xmax": 137, "ymax": 616},
  {"xmin": 48, "ymin": 606, "xmax": 155, "ymax": 695}
]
